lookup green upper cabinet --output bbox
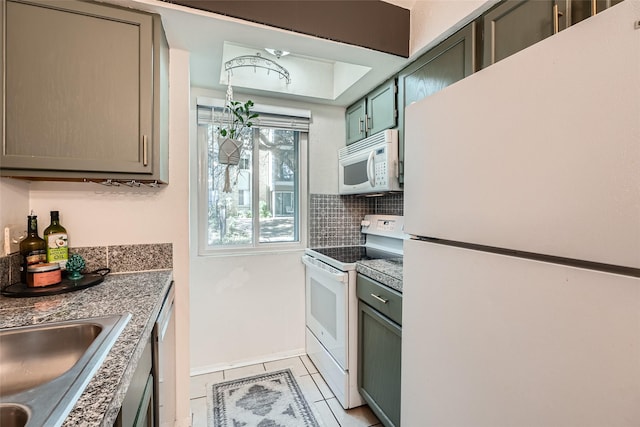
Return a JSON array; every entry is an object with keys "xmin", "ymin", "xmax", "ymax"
[
  {"xmin": 398, "ymin": 22, "xmax": 476, "ymax": 120},
  {"xmin": 397, "ymin": 22, "xmax": 476, "ymax": 182},
  {"xmin": 555, "ymin": 0, "xmax": 624, "ymax": 33},
  {"xmin": 345, "ymin": 78, "xmax": 397, "ymax": 145},
  {"xmin": 345, "ymin": 99, "xmax": 367, "ymax": 145},
  {"xmin": 367, "ymin": 79, "xmax": 397, "ymax": 136},
  {"xmin": 0, "ymin": 0, "xmax": 169, "ymax": 183},
  {"xmin": 483, "ymin": 0, "xmax": 623, "ymax": 66},
  {"xmin": 482, "ymin": 0, "xmax": 554, "ymax": 67}
]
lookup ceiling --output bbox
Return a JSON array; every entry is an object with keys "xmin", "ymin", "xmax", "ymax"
[{"xmin": 102, "ymin": 0, "xmax": 413, "ymax": 107}]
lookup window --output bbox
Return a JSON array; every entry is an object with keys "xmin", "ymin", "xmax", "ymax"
[{"xmin": 197, "ymin": 98, "xmax": 309, "ymax": 254}]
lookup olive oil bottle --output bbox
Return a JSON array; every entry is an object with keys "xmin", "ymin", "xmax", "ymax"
[
  {"xmin": 19, "ymin": 214, "xmax": 46, "ymax": 283},
  {"xmin": 44, "ymin": 210, "xmax": 69, "ymax": 269}
]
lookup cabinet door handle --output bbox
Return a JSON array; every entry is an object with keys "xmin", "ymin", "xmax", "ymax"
[
  {"xmin": 359, "ymin": 118, "xmax": 365, "ymax": 134},
  {"xmin": 366, "ymin": 115, "xmax": 371, "ymax": 131},
  {"xmin": 370, "ymin": 294, "xmax": 388, "ymax": 304},
  {"xmin": 142, "ymin": 135, "xmax": 149, "ymax": 166},
  {"xmin": 553, "ymin": 4, "xmax": 559, "ymax": 34}
]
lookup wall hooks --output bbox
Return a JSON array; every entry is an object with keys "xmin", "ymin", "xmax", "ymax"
[
  {"xmin": 95, "ymin": 179, "xmax": 163, "ymax": 187},
  {"xmin": 224, "ymin": 52, "xmax": 291, "ymax": 84}
]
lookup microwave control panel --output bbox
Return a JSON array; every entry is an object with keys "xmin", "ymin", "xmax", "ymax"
[
  {"xmin": 374, "ymin": 148, "xmax": 387, "ymax": 186},
  {"xmin": 375, "ymin": 161, "xmax": 387, "ymax": 186}
]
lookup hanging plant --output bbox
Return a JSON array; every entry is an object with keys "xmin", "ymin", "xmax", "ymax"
[
  {"xmin": 219, "ymin": 100, "xmax": 259, "ymax": 140},
  {"xmin": 218, "ymin": 100, "xmax": 259, "ymax": 192}
]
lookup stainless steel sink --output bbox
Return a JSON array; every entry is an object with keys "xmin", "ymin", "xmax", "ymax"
[
  {"xmin": 0, "ymin": 322, "xmax": 103, "ymax": 396},
  {"xmin": 0, "ymin": 314, "xmax": 131, "ymax": 427},
  {"xmin": 0, "ymin": 404, "xmax": 30, "ymax": 427}
]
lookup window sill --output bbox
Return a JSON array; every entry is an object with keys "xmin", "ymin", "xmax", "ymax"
[{"xmin": 198, "ymin": 243, "xmax": 306, "ymax": 258}]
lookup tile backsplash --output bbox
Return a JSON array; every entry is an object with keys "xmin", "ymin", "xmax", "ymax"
[
  {"xmin": 0, "ymin": 243, "xmax": 172, "ymax": 288},
  {"xmin": 309, "ymin": 192, "xmax": 403, "ymax": 247},
  {"xmin": 2, "ymin": 192, "xmax": 404, "ymax": 285}
]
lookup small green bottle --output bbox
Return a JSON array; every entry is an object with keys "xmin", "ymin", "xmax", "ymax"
[
  {"xmin": 19, "ymin": 214, "xmax": 47, "ymax": 283},
  {"xmin": 44, "ymin": 210, "xmax": 69, "ymax": 269}
]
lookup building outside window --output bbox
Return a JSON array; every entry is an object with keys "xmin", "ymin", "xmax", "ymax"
[{"xmin": 197, "ymin": 98, "xmax": 309, "ymax": 254}]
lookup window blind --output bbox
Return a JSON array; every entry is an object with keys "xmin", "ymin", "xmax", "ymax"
[{"xmin": 197, "ymin": 97, "xmax": 310, "ymax": 131}]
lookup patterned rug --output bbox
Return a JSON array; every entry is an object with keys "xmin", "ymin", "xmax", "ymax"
[{"xmin": 207, "ymin": 369, "xmax": 321, "ymax": 427}]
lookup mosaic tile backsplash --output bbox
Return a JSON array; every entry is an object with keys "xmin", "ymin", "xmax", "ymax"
[
  {"xmin": 309, "ymin": 192, "xmax": 403, "ymax": 248},
  {"xmin": 0, "ymin": 243, "xmax": 173, "ymax": 288}
]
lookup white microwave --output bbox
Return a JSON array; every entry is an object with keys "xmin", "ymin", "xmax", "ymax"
[{"xmin": 338, "ymin": 129, "xmax": 401, "ymax": 195}]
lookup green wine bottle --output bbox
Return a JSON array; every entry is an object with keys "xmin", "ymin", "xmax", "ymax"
[
  {"xmin": 19, "ymin": 214, "xmax": 46, "ymax": 283},
  {"xmin": 44, "ymin": 210, "xmax": 69, "ymax": 269}
]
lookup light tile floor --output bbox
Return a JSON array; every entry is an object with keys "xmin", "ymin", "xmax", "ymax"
[{"xmin": 190, "ymin": 355, "xmax": 382, "ymax": 427}]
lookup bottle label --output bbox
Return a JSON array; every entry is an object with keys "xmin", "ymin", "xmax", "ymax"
[
  {"xmin": 23, "ymin": 250, "xmax": 47, "ymax": 268},
  {"xmin": 47, "ymin": 233, "xmax": 69, "ymax": 268}
]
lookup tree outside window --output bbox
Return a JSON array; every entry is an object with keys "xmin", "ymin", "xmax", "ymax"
[{"xmin": 201, "ymin": 124, "xmax": 302, "ymax": 248}]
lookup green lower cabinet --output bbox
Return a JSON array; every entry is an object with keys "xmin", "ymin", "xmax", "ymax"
[
  {"xmin": 114, "ymin": 338, "xmax": 154, "ymax": 427},
  {"xmin": 358, "ymin": 301, "xmax": 402, "ymax": 427}
]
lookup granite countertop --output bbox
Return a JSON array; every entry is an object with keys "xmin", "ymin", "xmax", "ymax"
[
  {"xmin": 356, "ymin": 258, "xmax": 403, "ymax": 292},
  {"xmin": 0, "ymin": 269, "xmax": 173, "ymax": 427}
]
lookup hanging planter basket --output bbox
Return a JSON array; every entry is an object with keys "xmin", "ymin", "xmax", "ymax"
[
  {"xmin": 218, "ymin": 137, "xmax": 242, "ymax": 166},
  {"xmin": 218, "ymin": 137, "xmax": 243, "ymax": 193},
  {"xmin": 216, "ymin": 98, "xmax": 258, "ymax": 193}
]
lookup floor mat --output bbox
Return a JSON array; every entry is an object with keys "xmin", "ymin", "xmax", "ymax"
[{"xmin": 207, "ymin": 368, "xmax": 321, "ymax": 427}]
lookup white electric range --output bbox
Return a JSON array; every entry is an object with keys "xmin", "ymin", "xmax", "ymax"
[{"xmin": 302, "ymin": 214, "xmax": 406, "ymax": 409}]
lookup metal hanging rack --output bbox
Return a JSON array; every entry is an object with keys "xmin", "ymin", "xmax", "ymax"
[{"xmin": 224, "ymin": 52, "xmax": 291, "ymax": 84}]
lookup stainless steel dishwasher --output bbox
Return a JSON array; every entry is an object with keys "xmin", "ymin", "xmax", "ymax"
[{"xmin": 153, "ymin": 281, "xmax": 176, "ymax": 427}]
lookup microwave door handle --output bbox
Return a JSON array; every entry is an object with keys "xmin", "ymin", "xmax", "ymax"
[{"xmin": 367, "ymin": 150, "xmax": 375, "ymax": 187}]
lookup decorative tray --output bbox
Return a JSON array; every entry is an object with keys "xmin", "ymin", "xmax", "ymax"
[{"xmin": 1, "ymin": 270, "xmax": 108, "ymax": 298}]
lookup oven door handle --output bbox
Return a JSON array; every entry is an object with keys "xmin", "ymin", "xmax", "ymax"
[{"xmin": 302, "ymin": 255, "xmax": 349, "ymax": 283}]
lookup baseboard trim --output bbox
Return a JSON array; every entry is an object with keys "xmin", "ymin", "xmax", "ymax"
[{"xmin": 190, "ymin": 347, "xmax": 306, "ymax": 377}]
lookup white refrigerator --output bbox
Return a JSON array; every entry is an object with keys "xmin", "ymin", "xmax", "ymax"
[{"xmin": 402, "ymin": 2, "xmax": 640, "ymax": 426}]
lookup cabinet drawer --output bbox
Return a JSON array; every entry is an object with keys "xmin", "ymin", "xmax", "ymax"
[{"xmin": 357, "ymin": 274, "xmax": 402, "ymax": 325}]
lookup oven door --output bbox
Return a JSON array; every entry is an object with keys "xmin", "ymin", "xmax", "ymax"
[{"xmin": 302, "ymin": 255, "xmax": 349, "ymax": 369}]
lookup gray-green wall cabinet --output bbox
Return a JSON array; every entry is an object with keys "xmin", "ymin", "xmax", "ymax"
[
  {"xmin": 0, "ymin": 0, "xmax": 169, "ymax": 184},
  {"xmin": 345, "ymin": 99, "xmax": 367, "ymax": 145},
  {"xmin": 482, "ymin": 0, "xmax": 554, "ymax": 67},
  {"xmin": 484, "ymin": 0, "xmax": 622, "ymax": 67},
  {"xmin": 345, "ymin": 78, "xmax": 397, "ymax": 146},
  {"xmin": 397, "ymin": 22, "xmax": 476, "ymax": 183}
]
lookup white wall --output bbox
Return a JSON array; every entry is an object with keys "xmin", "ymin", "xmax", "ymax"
[
  {"xmin": 408, "ymin": 0, "xmax": 494, "ymax": 58},
  {"xmin": 189, "ymin": 251, "xmax": 307, "ymax": 372},
  {"xmin": 0, "ymin": 178, "xmax": 30, "ymax": 251},
  {"xmin": 188, "ymin": 87, "xmax": 344, "ymax": 373},
  {"xmin": 1, "ymin": 49, "xmax": 193, "ymax": 427}
]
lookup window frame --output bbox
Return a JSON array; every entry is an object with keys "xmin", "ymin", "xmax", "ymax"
[{"xmin": 196, "ymin": 97, "xmax": 309, "ymax": 256}]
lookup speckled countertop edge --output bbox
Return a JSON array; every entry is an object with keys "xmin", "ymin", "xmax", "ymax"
[
  {"xmin": 356, "ymin": 258, "xmax": 403, "ymax": 292},
  {"xmin": 0, "ymin": 269, "xmax": 173, "ymax": 427}
]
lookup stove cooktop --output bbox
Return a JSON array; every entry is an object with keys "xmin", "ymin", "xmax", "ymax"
[{"xmin": 310, "ymin": 246, "xmax": 401, "ymax": 264}]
